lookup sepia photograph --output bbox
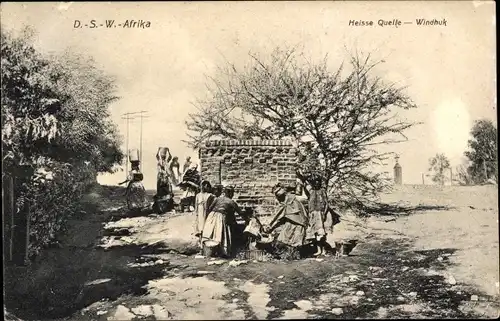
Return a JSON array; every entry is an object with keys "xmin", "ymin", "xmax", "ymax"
[{"xmin": 1, "ymin": 1, "xmax": 498, "ymax": 320}]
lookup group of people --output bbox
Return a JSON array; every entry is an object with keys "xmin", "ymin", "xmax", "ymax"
[
  {"xmin": 166, "ymin": 154, "xmax": 195, "ymax": 186},
  {"xmin": 265, "ymin": 171, "xmax": 341, "ymax": 259},
  {"xmin": 119, "ymin": 147, "xmax": 198, "ymax": 213},
  {"xmin": 118, "ymin": 148, "xmax": 340, "ymax": 260},
  {"xmin": 156, "ymin": 147, "xmax": 195, "ymax": 186},
  {"xmin": 193, "ymin": 170, "xmax": 340, "ymax": 260},
  {"xmin": 155, "ymin": 147, "xmax": 204, "ymax": 213},
  {"xmin": 193, "ymin": 181, "xmax": 251, "ymax": 258}
]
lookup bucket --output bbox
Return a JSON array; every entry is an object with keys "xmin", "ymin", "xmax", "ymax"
[
  {"xmin": 202, "ymin": 240, "xmax": 219, "ymax": 257},
  {"xmin": 129, "ymin": 149, "xmax": 140, "ymax": 162}
]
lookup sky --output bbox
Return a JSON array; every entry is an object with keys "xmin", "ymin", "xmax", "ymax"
[{"xmin": 1, "ymin": 1, "xmax": 496, "ymax": 189}]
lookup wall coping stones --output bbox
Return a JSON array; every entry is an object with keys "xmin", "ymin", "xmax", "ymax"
[{"xmin": 202, "ymin": 140, "xmax": 294, "ymax": 148}]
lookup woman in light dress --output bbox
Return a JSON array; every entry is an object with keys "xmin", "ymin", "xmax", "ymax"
[
  {"xmin": 194, "ymin": 180, "xmax": 216, "ymax": 252},
  {"xmin": 169, "ymin": 156, "xmax": 181, "ymax": 186}
]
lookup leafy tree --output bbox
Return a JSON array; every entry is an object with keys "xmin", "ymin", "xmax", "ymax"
[
  {"xmin": 428, "ymin": 153, "xmax": 451, "ymax": 185},
  {"xmin": 1, "ymin": 27, "xmax": 63, "ymax": 175},
  {"xmin": 47, "ymin": 51, "xmax": 123, "ymax": 173},
  {"xmin": 1, "ymin": 25, "xmax": 124, "ymax": 259},
  {"xmin": 1, "ymin": 26, "xmax": 123, "ymax": 176},
  {"xmin": 186, "ymin": 47, "xmax": 418, "ymax": 212},
  {"xmin": 464, "ymin": 119, "xmax": 497, "ymax": 183}
]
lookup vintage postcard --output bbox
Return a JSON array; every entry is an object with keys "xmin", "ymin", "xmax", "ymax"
[{"xmin": 1, "ymin": 1, "xmax": 498, "ymax": 320}]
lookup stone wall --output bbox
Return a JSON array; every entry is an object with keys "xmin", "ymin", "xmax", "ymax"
[{"xmin": 198, "ymin": 140, "xmax": 298, "ymax": 217}]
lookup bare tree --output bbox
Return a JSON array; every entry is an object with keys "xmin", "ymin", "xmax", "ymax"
[{"xmin": 186, "ymin": 47, "xmax": 418, "ymax": 213}]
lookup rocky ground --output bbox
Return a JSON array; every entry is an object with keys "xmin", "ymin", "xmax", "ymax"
[{"xmin": 4, "ymin": 184, "xmax": 499, "ymax": 320}]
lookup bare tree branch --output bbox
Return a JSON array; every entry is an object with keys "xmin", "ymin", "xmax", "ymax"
[{"xmin": 186, "ymin": 47, "xmax": 418, "ymax": 213}]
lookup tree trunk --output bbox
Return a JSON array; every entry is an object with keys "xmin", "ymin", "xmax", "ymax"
[{"xmin": 483, "ymin": 159, "xmax": 488, "ymax": 181}]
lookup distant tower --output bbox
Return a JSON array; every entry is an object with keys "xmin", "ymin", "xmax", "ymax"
[{"xmin": 394, "ymin": 155, "xmax": 402, "ymax": 185}]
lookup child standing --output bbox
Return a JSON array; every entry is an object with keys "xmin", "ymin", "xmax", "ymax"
[{"xmin": 305, "ymin": 173, "xmax": 329, "ymax": 256}]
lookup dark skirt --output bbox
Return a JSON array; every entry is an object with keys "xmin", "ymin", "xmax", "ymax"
[
  {"xmin": 127, "ymin": 181, "xmax": 148, "ymax": 210},
  {"xmin": 275, "ymin": 218, "xmax": 307, "ymax": 247},
  {"xmin": 153, "ymin": 195, "xmax": 174, "ymax": 214}
]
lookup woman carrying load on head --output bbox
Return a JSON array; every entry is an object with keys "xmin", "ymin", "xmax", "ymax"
[
  {"xmin": 119, "ymin": 149, "xmax": 148, "ymax": 212},
  {"xmin": 156, "ymin": 147, "xmax": 172, "ymax": 177},
  {"xmin": 125, "ymin": 168, "xmax": 148, "ymax": 212},
  {"xmin": 153, "ymin": 148, "xmax": 174, "ymax": 213},
  {"xmin": 202, "ymin": 186, "xmax": 249, "ymax": 258},
  {"xmin": 263, "ymin": 184, "xmax": 310, "ymax": 260},
  {"xmin": 156, "ymin": 148, "xmax": 172, "ymax": 191},
  {"xmin": 194, "ymin": 180, "xmax": 216, "ymax": 252}
]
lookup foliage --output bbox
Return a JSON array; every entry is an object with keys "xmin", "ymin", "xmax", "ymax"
[
  {"xmin": 47, "ymin": 51, "xmax": 123, "ymax": 172},
  {"xmin": 1, "ymin": 26, "xmax": 123, "ymax": 175},
  {"xmin": 1, "ymin": 27, "xmax": 62, "ymax": 172},
  {"xmin": 428, "ymin": 153, "xmax": 451, "ymax": 186},
  {"xmin": 17, "ymin": 161, "xmax": 97, "ymax": 259},
  {"xmin": 186, "ymin": 47, "xmax": 418, "ymax": 213},
  {"xmin": 1, "ymin": 25, "xmax": 123, "ymax": 260},
  {"xmin": 455, "ymin": 164, "xmax": 475, "ymax": 186},
  {"xmin": 464, "ymin": 119, "xmax": 497, "ymax": 184}
]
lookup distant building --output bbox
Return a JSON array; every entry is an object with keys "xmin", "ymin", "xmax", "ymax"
[{"xmin": 394, "ymin": 155, "xmax": 402, "ymax": 185}]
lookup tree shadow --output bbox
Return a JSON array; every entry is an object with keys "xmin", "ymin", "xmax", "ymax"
[
  {"xmin": 4, "ymin": 244, "xmax": 177, "ymax": 320},
  {"xmin": 105, "ymin": 187, "xmax": 189, "ymax": 221},
  {"xmin": 107, "ymin": 207, "xmax": 155, "ymax": 221},
  {"xmin": 3, "ymin": 186, "xmax": 178, "ymax": 320},
  {"xmin": 260, "ymin": 239, "xmax": 489, "ymax": 319},
  {"xmin": 363, "ymin": 203, "xmax": 454, "ymax": 217}
]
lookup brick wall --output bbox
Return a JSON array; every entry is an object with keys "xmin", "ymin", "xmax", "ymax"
[{"xmin": 198, "ymin": 140, "xmax": 298, "ymax": 217}]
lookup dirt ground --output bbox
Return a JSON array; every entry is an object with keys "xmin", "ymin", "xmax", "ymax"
[{"xmin": 4, "ymin": 184, "xmax": 499, "ymax": 320}]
